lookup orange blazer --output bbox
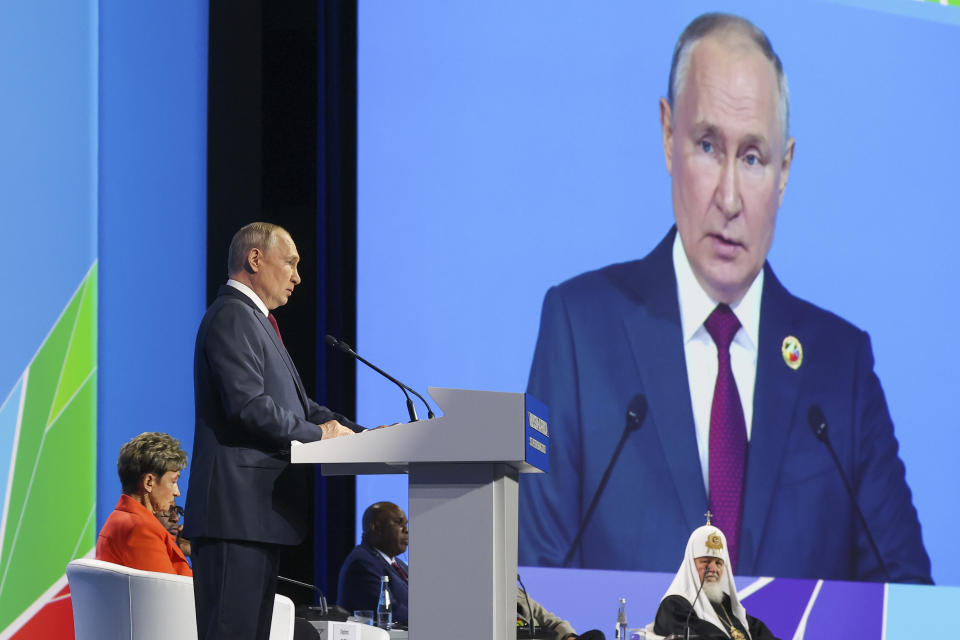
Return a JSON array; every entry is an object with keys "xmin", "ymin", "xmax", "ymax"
[{"xmin": 97, "ymin": 494, "xmax": 192, "ymax": 576}]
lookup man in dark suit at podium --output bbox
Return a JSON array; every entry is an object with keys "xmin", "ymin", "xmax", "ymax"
[
  {"xmin": 185, "ymin": 222, "xmax": 361, "ymax": 640},
  {"xmin": 337, "ymin": 502, "xmax": 410, "ymax": 624},
  {"xmin": 518, "ymin": 13, "xmax": 930, "ymax": 583}
]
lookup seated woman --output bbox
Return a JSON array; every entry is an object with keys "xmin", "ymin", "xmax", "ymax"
[{"xmin": 96, "ymin": 432, "xmax": 191, "ymax": 576}]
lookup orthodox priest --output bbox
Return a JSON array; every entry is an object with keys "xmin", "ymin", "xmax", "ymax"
[{"xmin": 654, "ymin": 520, "xmax": 779, "ymax": 639}]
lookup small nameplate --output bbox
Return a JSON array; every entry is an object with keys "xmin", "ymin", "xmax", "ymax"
[
  {"xmin": 528, "ymin": 436, "xmax": 547, "ymax": 454},
  {"xmin": 524, "ymin": 393, "xmax": 549, "ymax": 472},
  {"xmin": 528, "ymin": 411, "xmax": 549, "ymax": 437}
]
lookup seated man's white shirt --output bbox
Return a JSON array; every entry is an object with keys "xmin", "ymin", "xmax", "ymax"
[{"xmin": 375, "ymin": 548, "xmax": 396, "ymax": 566}]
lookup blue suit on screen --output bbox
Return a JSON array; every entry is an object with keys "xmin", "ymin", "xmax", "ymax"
[{"xmin": 518, "ymin": 229, "xmax": 931, "ymax": 583}]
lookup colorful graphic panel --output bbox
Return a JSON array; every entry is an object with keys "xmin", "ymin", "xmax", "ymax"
[{"xmin": 0, "ymin": 268, "xmax": 97, "ymax": 637}]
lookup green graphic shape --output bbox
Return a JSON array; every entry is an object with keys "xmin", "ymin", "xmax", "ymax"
[{"xmin": 0, "ymin": 265, "xmax": 97, "ymax": 633}]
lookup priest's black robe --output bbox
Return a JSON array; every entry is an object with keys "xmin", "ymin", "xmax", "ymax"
[{"xmin": 653, "ymin": 594, "xmax": 780, "ymax": 639}]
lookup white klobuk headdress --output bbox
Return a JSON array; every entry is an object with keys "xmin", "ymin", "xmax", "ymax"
[{"xmin": 659, "ymin": 524, "xmax": 750, "ymax": 639}]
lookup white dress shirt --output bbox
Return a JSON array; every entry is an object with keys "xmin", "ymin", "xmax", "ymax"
[
  {"xmin": 672, "ymin": 234, "xmax": 763, "ymax": 494},
  {"xmin": 226, "ymin": 279, "xmax": 269, "ymax": 317},
  {"xmin": 375, "ymin": 547, "xmax": 397, "ymax": 567}
]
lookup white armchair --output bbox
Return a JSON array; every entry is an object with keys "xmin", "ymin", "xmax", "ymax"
[{"xmin": 66, "ymin": 558, "xmax": 295, "ymax": 640}]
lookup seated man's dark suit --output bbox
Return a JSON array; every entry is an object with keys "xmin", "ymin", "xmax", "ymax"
[
  {"xmin": 518, "ymin": 229, "xmax": 931, "ymax": 583},
  {"xmin": 184, "ymin": 285, "xmax": 360, "ymax": 639},
  {"xmin": 337, "ymin": 542, "xmax": 409, "ymax": 624}
]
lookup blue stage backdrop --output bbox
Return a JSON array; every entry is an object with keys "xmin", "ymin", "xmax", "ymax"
[
  {"xmin": 356, "ymin": 0, "xmax": 960, "ymax": 586},
  {"xmin": 0, "ymin": 2, "xmax": 206, "ymax": 637},
  {"xmin": 97, "ymin": 0, "xmax": 207, "ymax": 533}
]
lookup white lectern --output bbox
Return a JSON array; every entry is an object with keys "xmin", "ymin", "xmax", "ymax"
[{"xmin": 291, "ymin": 387, "xmax": 549, "ymax": 640}]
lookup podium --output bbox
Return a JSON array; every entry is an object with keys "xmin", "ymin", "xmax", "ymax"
[{"xmin": 291, "ymin": 388, "xmax": 549, "ymax": 640}]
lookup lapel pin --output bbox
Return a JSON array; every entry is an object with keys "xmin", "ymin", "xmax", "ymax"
[{"xmin": 781, "ymin": 335, "xmax": 803, "ymax": 370}]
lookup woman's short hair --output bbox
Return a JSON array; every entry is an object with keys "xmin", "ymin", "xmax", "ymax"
[{"xmin": 117, "ymin": 432, "xmax": 188, "ymax": 494}]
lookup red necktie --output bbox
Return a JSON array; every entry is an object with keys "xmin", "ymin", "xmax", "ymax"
[
  {"xmin": 392, "ymin": 561, "xmax": 408, "ymax": 582},
  {"xmin": 705, "ymin": 304, "xmax": 747, "ymax": 570},
  {"xmin": 267, "ymin": 313, "xmax": 284, "ymax": 346}
]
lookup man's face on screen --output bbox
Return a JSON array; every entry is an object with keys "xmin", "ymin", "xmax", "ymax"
[{"xmin": 660, "ymin": 34, "xmax": 794, "ymax": 305}]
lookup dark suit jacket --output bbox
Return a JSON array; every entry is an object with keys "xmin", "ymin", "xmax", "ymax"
[
  {"xmin": 337, "ymin": 542, "xmax": 409, "ymax": 624},
  {"xmin": 518, "ymin": 229, "xmax": 931, "ymax": 583},
  {"xmin": 183, "ymin": 285, "xmax": 360, "ymax": 545}
]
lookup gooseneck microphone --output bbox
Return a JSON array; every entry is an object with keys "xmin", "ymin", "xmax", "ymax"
[
  {"xmin": 277, "ymin": 574, "xmax": 328, "ymax": 616},
  {"xmin": 325, "ymin": 335, "xmax": 435, "ymax": 422},
  {"xmin": 807, "ymin": 404, "xmax": 890, "ymax": 582},
  {"xmin": 683, "ymin": 572, "xmax": 708, "ymax": 640},
  {"xmin": 562, "ymin": 394, "xmax": 648, "ymax": 567}
]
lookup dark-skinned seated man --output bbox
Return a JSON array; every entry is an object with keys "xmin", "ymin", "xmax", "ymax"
[
  {"xmin": 655, "ymin": 521, "xmax": 779, "ymax": 639},
  {"xmin": 338, "ymin": 502, "xmax": 600, "ymax": 639},
  {"xmin": 337, "ymin": 502, "xmax": 410, "ymax": 624}
]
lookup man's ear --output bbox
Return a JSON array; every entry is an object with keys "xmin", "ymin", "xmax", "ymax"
[
  {"xmin": 246, "ymin": 248, "xmax": 263, "ymax": 274},
  {"xmin": 659, "ymin": 97, "xmax": 675, "ymax": 175},
  {"xmin": 778, "ymin": 137, "xmax": 796, "ymax": 206}
]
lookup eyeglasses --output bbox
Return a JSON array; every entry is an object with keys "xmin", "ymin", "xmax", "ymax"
[{"xmin": 157, "ymin": 505, "xmax": 183, "ymax": 519}]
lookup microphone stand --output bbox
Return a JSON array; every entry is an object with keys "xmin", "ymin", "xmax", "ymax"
[
  {"xmin": 683, "ymin": 574, "xmax": 707, "ymax": 640},
  {"xmin": 277, "ymin": 574, "xmax": 328, "ymax": 617},
  {"xmin": 562, "ymin": 395, "xmax": 647, "ymax": 567},
  {"xmin": 325, "ymin": 335, "xmax": 435, "ymax": 421},
  {"xmin": 807, "ymin": 405, "xmax": 890, "ymax": 582}
]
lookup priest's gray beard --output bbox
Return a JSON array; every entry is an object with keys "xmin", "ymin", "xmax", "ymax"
[{"xmin": 703, "ymin": 580, "xmax": 724, "ymax": 604}]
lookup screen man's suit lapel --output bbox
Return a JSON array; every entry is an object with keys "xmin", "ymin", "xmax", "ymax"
[
  {"xmin": 737, "ymin": 265, "xmax": 806, "ymax": 574},
  {"xmin": 620, "ymin": 229, "xmax": 708, "ymax": 535},
  {"xmin": 619, "ymin": 231, "xmax": 809, "ymax": 546}
]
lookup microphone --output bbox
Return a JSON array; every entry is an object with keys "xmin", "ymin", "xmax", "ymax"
[
  {"xmin": 562, "ymin": 394, "xmax": 648, "ymax": 567},
  {"xmin": 683, "ymin": 573, "xmax": 707, "ymax": 640},
  {"xmin": 807, "ymin": 404, "xmax": 890, "ymax": 582},
  {"xmin": 277, "ymin": 574, "xmax": 329, "ymax": 616},
  {"xmin": 325, "ymin": 335, "xmax": 435, "ymax": 422}
]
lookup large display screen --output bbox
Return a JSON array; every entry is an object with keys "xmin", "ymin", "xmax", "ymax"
[{"xmin": 356, "ymin": 0, "xmax": 960, "ymax": 586}]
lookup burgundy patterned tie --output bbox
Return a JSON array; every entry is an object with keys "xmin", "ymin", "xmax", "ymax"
[
  {"xmin": 267, "ymin": 313, "xmax": 284, "ymax": 346},
  {"xmin": 705, "ymin": 304, "xmax": 747, "ymax": 570},
  {"xmin": 392, "ymin": 561, "xmax": 408, "ymax": 582}
]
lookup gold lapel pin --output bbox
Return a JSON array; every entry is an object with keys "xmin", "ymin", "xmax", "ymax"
[{"xmin": 781, "ymin": 335, "xmax": 803, "ymax": 370}]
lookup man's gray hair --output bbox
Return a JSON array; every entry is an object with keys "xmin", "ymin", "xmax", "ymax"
[
  {"xmin": 226, "ymin": 222, "xmax": 287, "ymax": 276},
  {"xmin": 667, "ymin": 12, "xmax": 790, "ymax": 142}
]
